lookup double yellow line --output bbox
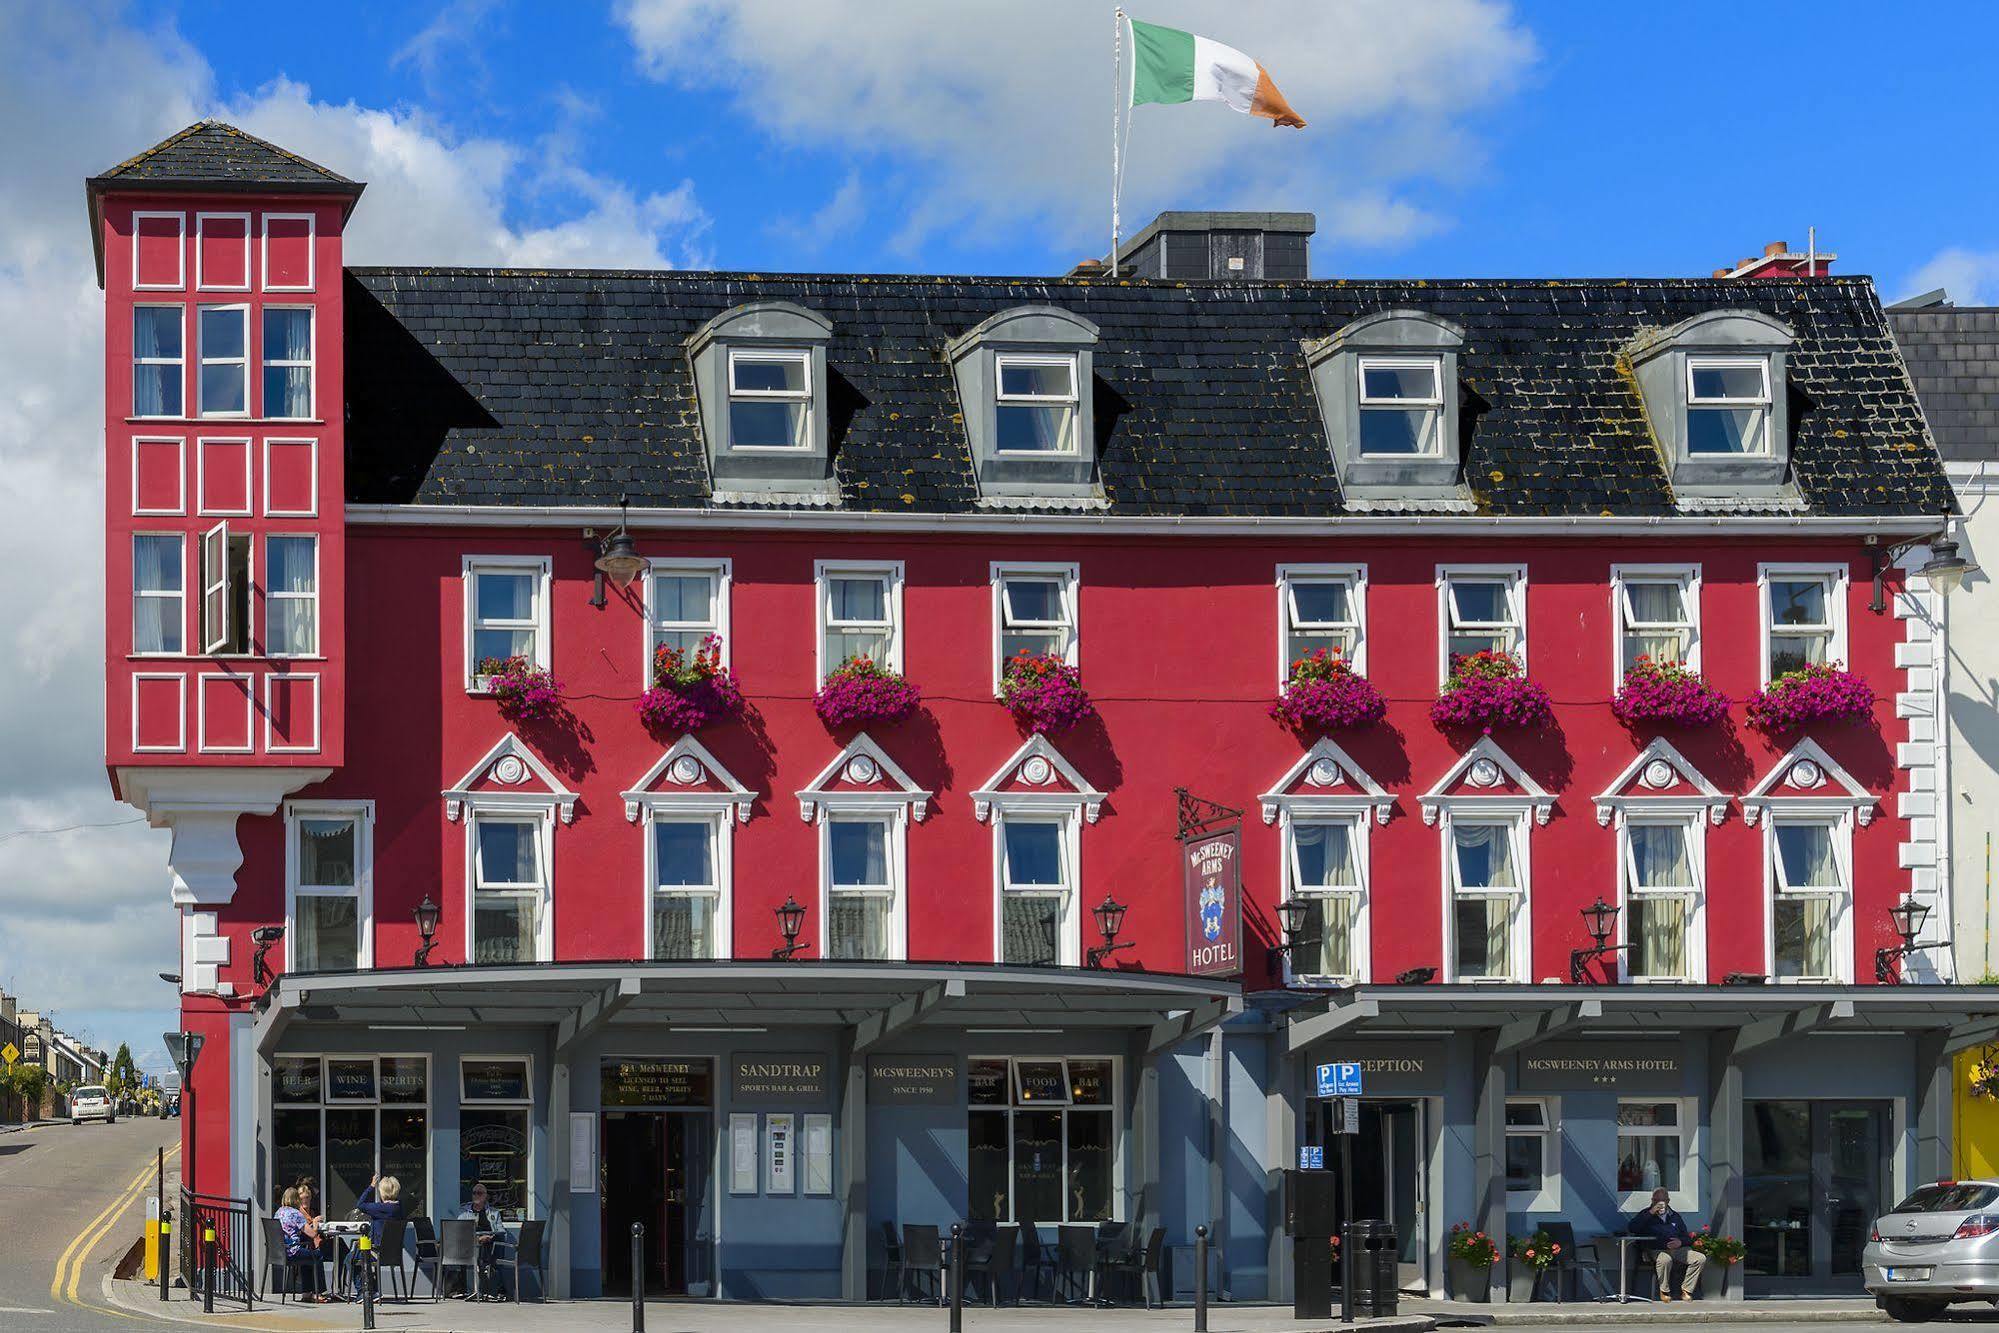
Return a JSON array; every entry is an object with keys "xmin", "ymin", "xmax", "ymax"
[{"xmin": 51, "ymin": 1142, "xmax": 180, "ymax": 1316}]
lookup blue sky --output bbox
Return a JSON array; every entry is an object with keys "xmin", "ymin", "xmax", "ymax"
[{"xmin": 1, "ymin": 0, "xmax": 1996, "ymax": 1076}]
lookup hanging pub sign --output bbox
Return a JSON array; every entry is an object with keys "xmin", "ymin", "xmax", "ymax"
[{"xmin": 1183, "ymin": 822, "xmax": 1243, "ymax": 977}]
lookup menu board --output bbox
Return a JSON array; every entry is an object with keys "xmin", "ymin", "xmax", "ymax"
[{"xmin": 601, "ymin": 1057, "xmax": 713, "ymax": 1109}]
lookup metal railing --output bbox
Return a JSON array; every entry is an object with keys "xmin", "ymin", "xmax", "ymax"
[{"xmin": 178, "ymin": 1187, "xmax": 256, "ymax": 1311}]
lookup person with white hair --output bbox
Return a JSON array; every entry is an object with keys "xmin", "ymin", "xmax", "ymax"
[{"xmin": 351, "ymin": 1174, "xmax": 405, "ymax": 1297}]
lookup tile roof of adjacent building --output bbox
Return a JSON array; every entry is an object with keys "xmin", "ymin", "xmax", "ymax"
[
  {"xmin": 343, "ymin": 267, "xmax": 1952, "ymax": 520},
  {"xmin": 1887, "ymin": 304, "xmax": 1999, "ymax": 464}
]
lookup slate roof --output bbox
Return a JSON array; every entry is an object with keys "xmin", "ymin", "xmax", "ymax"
[
  {"xmin": 90, "ymin": 121, "xmax": 358, "ymax": 191},
  {"xmin": 344, "ymin": 268, "xmax": 1952, "ymax": 519},
  {"xmin": 1888, "ymin": 305, "xmax": 1999, "ymax": 464}
]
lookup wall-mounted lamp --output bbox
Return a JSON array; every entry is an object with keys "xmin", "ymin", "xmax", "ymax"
[
  {"xmin": 1086, "ymin": 894, "xmax": 1134, "ymax": 969},
  {"xmin": 413, "ymin": 895, "xmax": 442, "ymax": 968},
  {"xmin": 589, "ymin": 495, "xmax": 646, "ymax": 609},
  {"xmin": 1264, "ymin": 895, "xmax": 1313, "ymax": 974},
  {"xmin": 1568, "ymin": 896, "xmax": 1633, "ymax": 984},
  {"xmin": 1876, "ymin": 895, "xmax": 1947, "ymax": 983},
  {"xmin": 772, "ymin": 895, "xmax": 809, "ymax": 960},
  {"xmin": 1870, "ymin": 507, "xmax": 1979, "ymax": 612},
  {"xmin": 250, "ymin": 925, "xmax": 285, "ymax": 987}
]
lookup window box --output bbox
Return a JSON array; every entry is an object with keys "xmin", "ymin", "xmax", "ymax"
[
  {"xmin": 1270, "ymin": 649, "xmax": 1386, "ymax": 733},
  {"xmin": 1746, "ymin": 663, "xmax": 1874, "ymax": 732},
  {"xmin": 1431, "ymin": 651, "xmax": 1552, "ymax": 733},
  {"xmin": 636, "ymin": 635, "xmax": 743, "ymax": 734},
  {"xmin": 998, "ymin": 652, "xmax": 1095, "ymax": 734},
  {"xmin": 814, "ymin": 657, "xmax": 920, "ymax": 729},
  {"xmin": 1611, "ymin": 658, "xmax": 1730, "ymax": 729},
  {"xmin": 476, "ymin": 656, "xmax": 564, "ymax": 724}
]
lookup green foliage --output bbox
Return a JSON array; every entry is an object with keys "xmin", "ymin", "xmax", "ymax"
[{"xmin": 109, "ymin": 1044, "xmax": 138, "ymax": 1097}]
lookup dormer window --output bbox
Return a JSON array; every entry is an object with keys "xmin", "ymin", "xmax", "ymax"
[
  {"xmin": 1686, "ymin": 356, "xmax": 1771, "ymax": 455},
  {"xmin": 728, "ymin": 347, "xmax": 812, "ymax": 450},
  {"xmin": 995, "ymin": 353, "xmax": 1080, "ymax": 454},
  {"xmin": 1357, "ymin": 357, "xmax": 1444, "ymax": 455}
]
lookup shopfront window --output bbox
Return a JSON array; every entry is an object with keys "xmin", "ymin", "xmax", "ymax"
[
  {"xmin": 966, "ymin": 1056, "xmax": 1114, "ymax": 1224},
  {"xmin": 1616, "ymin": 1100, "xmax": 1686, "ymax": 1202},
  {"xmin": 272, "ymin": 1054, "xmax": 428, "ymax": 1218},
  {"xmin": 459, "ymin": 1057, "xmax": 531, "ymax": 1220},
  {"xmin": 1505, "ymin": 1097, "xmax": 1558, "ymax": 1210}
]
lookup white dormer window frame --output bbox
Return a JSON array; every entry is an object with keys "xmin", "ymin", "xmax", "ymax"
[
  {"xmin": 1355, "ymin": 354, "xmax": 1446, "ymax": 457},
  {"xmin": 1610, "ymin": 564, "xmax": 1701, "ymax": 685},
  {"xmin": 993, "ymin": 351, "xmax": 1081, "ymax": 456},
  {"xmin": 991, "ymin": 562, "xmax": 1079, "ymax": 690},
  {"xmin": 1626, "ymin": 308, "xmax": 1794, "ymax": 494},
  {"xmin": 1276, "ymin": 564, "xmax": 1367, "ymax": 683},
  {"xmin": 1759, "ymin": 563, "xmax": 1848, "ymax": 682},
  {"xmin": 464, "ymin": 555, "xmax": 552, "ymax": 693},
  {"xmin": 1438, "ymin": 564, "xmax": 1526, "ymax": 686},
  {"xmin": 725, "ymin": 346, "xmax": 814, "ymax": 451},
  {"xmin": 1685, "ymin": 355, "xmax": 1773, "ymax": 457},
  {"xmin": 686, "ymin": 301, "xmax": 836, "ymax": 500},
  {"xmin": 815, "ymin": 560, "xmax": 904, "ymax": 682}
]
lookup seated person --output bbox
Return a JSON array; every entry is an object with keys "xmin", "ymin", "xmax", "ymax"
[
  {"xmin": 1627, "ymin": 1187, "xmax": 1705, "ymax": 1301},
  {"xmin": 274, "ymin": 1186, "xmax": 332, "ymax": 1303},
  {"xmin": 349, "ymin": 1174, "xmax": 404, "ymax": 1297},
  {"xmin": 457, "ymin": 1184, "xmax": 511, "ymax": 1300}
]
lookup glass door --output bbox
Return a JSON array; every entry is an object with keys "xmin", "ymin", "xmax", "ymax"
[
  {"xmin": 1744, "ymin": 1099, "xmax": 1890, "ymax": 1292},
  {"xmin": 1381, "ymin": 1102, "xmax": 1428, "ymax": 1292}
]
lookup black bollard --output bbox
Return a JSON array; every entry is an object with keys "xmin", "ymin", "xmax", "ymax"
[
  {"xmin": 948, "ymin": 1223, "xmax": 964, "ymax": 1331},
  {"xmin": 202, "ymin": 1225, "xmax": 215, "ymax": 1315},
  {"xmin": 630, "ymin": 1221, "xmax": 645, "ymax": 1333},
  {"xmin": 360, "ymin": 1234, "xmax": 376, "ymax": 1330},
  {"xmin": 158, "ymin": 1212, "xmax": 170, "ymax": 1302},
  {"xmin": 1194, "ymin": 1225, "xmax": 1209, "ymax": 1332}
]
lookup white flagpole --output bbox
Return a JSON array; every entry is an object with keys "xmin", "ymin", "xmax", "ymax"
[{"xmin": 1111, "ymin": 7, "xmax": 1125, "ymax": 277}]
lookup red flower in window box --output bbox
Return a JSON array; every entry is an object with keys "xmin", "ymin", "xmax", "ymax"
[
  {"xmin": 1430, "ymin": 651, "xmax": 1552, "ymax": 732},
  {"xmin": 1611, "ymin": 656, "xmax": 1731, "ymax": 728},
  {"xmin": 1745, "ymin": 662, "xmax": 1874, "ymax": 732},
  {"xmin": 1269, "ymin": 649, "xmax": 1386, "ymax": 732},
  {"xmin": 476, "ymin": 656, "xmax": 563, "ymax": 723},
  {"xmin": 636, "ymin": 635, "xmax": 744, "ymax": 734},
  {"xmin": 814, "ymin": 656, "xmax": 921, "ymax": 728},
  {"xmin": 998, "ymin": 652, "xmax": 1096, "ymax": 734}
]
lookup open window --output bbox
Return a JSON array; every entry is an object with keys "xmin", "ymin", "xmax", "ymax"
[{"xmin": 200, "ymin": 520, "xmax": 250, "ymax": 655}]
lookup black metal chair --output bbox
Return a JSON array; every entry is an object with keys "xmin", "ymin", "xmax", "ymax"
[
  {"xmin": 503, "ymin": 1220, "xmax": 546, "ymax": 1301},
  {"xmin": 373, "ymin": 1217, "xmax": 410, "ymax": 1301},
  {"xmin": 1018, "ymin": 1222, "xmax": 1055, "ymax": 1302},
  {"xmin": 964, "ymin": 1224, "xmax": 1017, "ymax": 1306},
  {"xmin": 901, "ymin": 1223, "xmax": 944, "ymax": 1304},
  {"xmin": 1056, "ymin": 1224, "xmax": 1098, "ymax": 1303},
  {"xmin": 1107, "ymin": 1226, "xmax": 1167, "ymax": 1308},
  {"xmin": 879, "ymin": 1221, "xmax": 904, "ymax": 1302},
  {"xmin": 409, "ymin": 1216, "xmax": 441, "ymax": 1298},
  {"xmin": 261, "ymin": 1216, "xmax": 323, "ymax": 1303},
  {"xmin": 434, "ymin": 1219, "xmax": 477, "ymax": 1299},
  {"xmin": 1540, "ymin": 1221, "xmax": 1585, "ymax": 1302}
]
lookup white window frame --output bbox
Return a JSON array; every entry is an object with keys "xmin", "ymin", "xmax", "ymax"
[
  {"xmin": 1355, "ymin": 354, "xmax": 1445, "ymax": 457},
  {"xmin": 992, "ymin": 810, "xmax": 1080, "ymax": 968},
  {"xmin": 1609, "ymin": 564, "xmax": 1701, "ymax": 687},
  {"xmin": 644, "ymin": 810, "xmax": 731, "ymax": 961},
  {"xmin": 814, "ymin": 560, "xmax": 904, "ymax": 682},
  {"xmin": 132, "ymin": 532, "xmax": 187, "ymax": 658},
  {"xmin": 131, "ymin": 211, "xmax": 186, "ymax": 290},
  {"xmin": 990, "ymin": 561, "xmax": 1079, "ymax": 691},
  {"xmin": 260, "ymin": 212, "xmax": 318, "ymax": 293},
  {"xmin": 643, "ymin": 559, "xmax": 732, "ymax": 671},
  {"xmin": 1617, "ymin": 814, "xmax": 1706, "ymax": 984},
  {"xmin": 1276, "ymin": 563, "xmax": 1368, "ymax": 684},
  {"xmin": 132, "ymin": 304, "xmax": 186, "ymax": 420},
  {"xmin": 993, "ymin": 351, "xmax": 1081, "ymax": 456},
  {"xmin": 261, "ymin": 304, "xmax": 316, "ymax": 420},
  {"xmin": 1280, "ymin": 811, "xmax": 1370, "ymax": 985},
  {"xmin": 199, "ymin": 519, "xmax": 252, "ymax": 656},
  {"xmin": 466, "ymin": 809, "xmax": 555, "ymax": 965},
  {"xmin": 724, "ymin": 346, "xmax": 813, "ymax": 451},
  {"xmin": 1505, "ymin": 1095, "xmax": 1560, "ymax": 1211},
  {"xmin": 463, "ymin": 555, "xmax": 552, "ymax": 692},
  {"xmin": 966, "ymin": 1054, "xmax": 1124, "ymax": 1225},
  {"xmin": 1613, "ymin": 1096, "xmax": 1697, "ymax": 1214},
  {"xmin": 265, "ymin": 533, "xmax": 320, "ymax": 659},
  {"xmin": 819, "ymin": 809, "xmax": 907, "ymax": 962},
  {"xmin": 1685, "ymin": 355, "xmax": 1773, "ymax": 457},
  {"xmin": 194, "ymin": 212, "xmax": 251, "ymax": 292},
  {"xmin": 1441, "ymin": 809, "xmax": 1531, "ymax": 984},
  {"xmin": 1758, "ymin": 563, "xmax": 1848, "ymax": 682},
  {"xmin": 1436, "ymin": 564, "xmax": 1526, "ymax": 686},
  {"xmin": 196, "ymin": 304, "xmax": 250, "ymax": 419},
  {"xmin": 284, "ymin": 801, "xmax": 375, "ymax": 973},
  {"xmin": 1764, "ymin": 812, "xmax": 1853, "ymax": 984}
]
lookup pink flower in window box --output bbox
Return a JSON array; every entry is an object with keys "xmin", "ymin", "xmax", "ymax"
[
  {"xmin": 1746, "ymin": 661, "xmax": 1874, "ymax": 732},
  {"xmin": 477, "ymin": 656, "xmax": 564, "ymax": 724},
  {"xmin": 636, "ymin": 635, "xmax": 744, "ymax": 734},
  {"xmin": 1429, "ymin": 650, "xmax": 1552, "ymax": 733},
  {"xmin": 1611, "ymin": 656, "xmax": 1731, "ymax": 728},
  {"xmin": 999, "ymin": 652, "xmax": 1096, "ymax": 734},
  {"xmin": 1269, "ymin": 649, "xmax": 1386, "ymax": 732},
  {"xmin": 814, "ymin": 656, "xmax": 921, "ymax": 728}
]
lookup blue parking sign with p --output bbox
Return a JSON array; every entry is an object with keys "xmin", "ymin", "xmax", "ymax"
[{"xmin": 1315, "ymin": 1061, "xmax": 1363, "ymax": 1098}]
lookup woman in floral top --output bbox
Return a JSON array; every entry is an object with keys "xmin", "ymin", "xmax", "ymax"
[{"xmin": 274, "ymin": 1186, "xmax": 331, "ymax": 1302}]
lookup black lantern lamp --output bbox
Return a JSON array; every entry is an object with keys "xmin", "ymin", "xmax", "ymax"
[
  {"xmin": 1876, "ymin": 895, "xmax": 1945, "ymax": 983},
  {"xmin": 772, "ymin": 895, "xmax": 809, "ymax": 960},
  {"xmin": 589, "ymin": 495, "xmax": 646, "ymax": 609},
  {"xmin": 1568, "ymin": 896, "xmax": 1633, "ymax": 984},
  {"xmin": 250, "ymin": 925, "xmax": 284, "ymax": 987},
  {"xmin": 413, "ymin": 895, "xmax": 442, "ymax": 968},
  {"xmin": 1087, "ymin": 894, "xmax": 1134, "ymax": 969},
  {"xmin": 1871, "ymin": 507, "xmax": 1980, "ymax": 611},
  {"xmin": 1267, "ymin": 894, "xmax": 1313, "ymax": 972}
]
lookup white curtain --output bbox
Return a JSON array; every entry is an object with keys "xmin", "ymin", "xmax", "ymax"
[
  {"xmin": 1630, "ymin": 824, "xmax": 1690, "ymax": 888},
  {"xmin": 1623, "ymin": 582, "xmax": 1687, "ymax": 662},
  {"xmin": 1776, "ymin": 824, "xmax": 1838, "ymax": 888},
  {"xmin": 1454, "ymin": 823, "xmax": 1515, "ymax": 889}
]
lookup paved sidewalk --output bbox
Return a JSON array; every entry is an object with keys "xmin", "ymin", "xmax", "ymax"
[{"xmin": 1406, "ymin": 1294, "xmax": 1885, "ymax": 1324}]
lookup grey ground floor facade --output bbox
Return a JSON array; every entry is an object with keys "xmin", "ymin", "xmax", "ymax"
[{"xmin": 224, "ymin": 969, "xmax": 1999, "ymax": 1303}]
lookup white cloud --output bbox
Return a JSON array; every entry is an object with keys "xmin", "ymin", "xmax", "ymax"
[
  {"xmin": 616, "ymin": 0, "xmax": 1536, "ymax": 259},
  {"xmin": 0, "ymin": 0, "xmax": 711, "ymax": 1066},
  {"xmin": 1905, "ymin": 247, "xmax": 1999, "ymax": 307}
]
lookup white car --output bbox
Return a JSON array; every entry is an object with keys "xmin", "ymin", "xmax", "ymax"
[
  {"xmin": 1864, "ymin": 1179, "xmax": 1999, "ymax": 1321},
  {"xmin": 69, "ymin": 1085, "xmax": 115, "ymax": 1126}
]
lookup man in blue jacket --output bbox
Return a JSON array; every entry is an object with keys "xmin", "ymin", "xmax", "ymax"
[{"xmin": 1628, "ymin": 1187, "xmax": 1705, "ymax": 1300}]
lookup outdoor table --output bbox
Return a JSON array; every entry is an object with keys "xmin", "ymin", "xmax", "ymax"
[
  {"xmin": 321, "ymin": 1219, "xmax": 368, "ymax": 1299},
  {"xmin": 1609, "ymin": 1234, "xmax": 1655, "ymax": 1303}
]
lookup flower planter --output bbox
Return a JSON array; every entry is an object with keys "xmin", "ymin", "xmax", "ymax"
[
  {"xmin": 1612, "ymin": 657, "xmax": 1730, "ymax": 728},
  {"xmin": 998, "ymin": 653, "xmax": 1095, "ymax": 734},
  {"xmin": 1447, "ymin": 1257, "xmax": 1492, "ymax": 1302},
  {"xmin": 477, "ymin": 656, "xmax": 564, "ymax": 724},
  {"xmin": 1746, "ymin": 662, "xmax": 1875, "ymax": 732},
  {"xmin": 1507, "ymin": 1264, "xmax": 1538, "ymax": 1303},
  {"xmin": 1431, "ymin": 651, "xmax": 1552, "ymax": 733},
  {"xmin": 1270, "ymin": 650, "xmax": 1386, "ymax": 732},
  {"xmin": 1699, "ymin": 1259, "xmax": 1732, "ymax": 1299},
  {"xmin": 814, "ymin": 657, "xmax": 921, "ymax": 729},
  {"xmin": 637, "ymin": 636, "xmax": 743, "ymax": 734}
]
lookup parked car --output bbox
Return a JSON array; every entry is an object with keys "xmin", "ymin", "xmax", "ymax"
[
  {"xmin": 1864, "ymin": 1179, "xmax": 1999, "ymax": 1321},
  {"xmin": 69, "ymin": 1085, "xmax": 115, "ymax": 1126}
]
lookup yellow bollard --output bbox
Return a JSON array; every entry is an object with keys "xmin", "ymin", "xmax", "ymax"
[{"xmin": 144, "ymin": 1196, "xmax": 161, "ymax": 1281}]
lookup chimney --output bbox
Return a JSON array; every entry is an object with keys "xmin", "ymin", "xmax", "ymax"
[
  {"xmin": 1717, "ymin": 235, "xmax": 1835, "ymax": 279},
  {"xmin": 1100, "ymin": 210, "xmax": 1315, "ymax": 281}
]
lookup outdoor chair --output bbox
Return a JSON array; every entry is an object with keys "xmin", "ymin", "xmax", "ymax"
[
  {"xmin": 1056, "ymin": 1224, "xmax": 1099, "ymax": 1303},
  {"xmin": 964, "ymin": 1224, "xmax": 1017, "ymax": 1306},
  {"xmin": 1107, "ymin": 1227, "xmax": 1166, "ymax": 1309},
  {"xmin": 901, "ymin": 1223, "xmax": 944, "ymax": 1304},
  {"xmin": 409, "ymin": 1217, "xmax": 441, "ymax": 1298},
  {"xmin": 878, "ymin": 1221, "xmax": 904, "ymax": 1302},
  {"xmin": 1018, "ymin": 1222, "xmax": 1055, "ymax": 1302},
  {"xmin": 434, "ymin": 1219, "xmax": 478, "ymax": 1300},
  {"xmin": 1539, "ymin": 1221, "xmax": 1586, "ymax": 1301},
  {"xmin": 505, "ymin": 1220, "xmax": 547, "ymax": 1302},
  {"xmin": 261, "ymin": 1216, "xmax": 322, "ymax": 1303},
  {"xmin": 374, "ymin": 1217, "xmax": 411, "ymax": 1301}
]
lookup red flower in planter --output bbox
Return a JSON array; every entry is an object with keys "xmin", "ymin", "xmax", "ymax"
[
  {"xmin": 1746, "ymin": 661, "xmax": 1875, "ymax": 731},
  {"xmin": 1269, "ymin": 649, "xmax": 1387, "ymax": 732},
  {"xmin": 814, "ymin": 656, "xmax": 921, "ymax": 728},
  {"xmin": 998, "ymin": 652, "xmax": 1096, "ymax": 734},
  {"xmin": 636, "ymin": 635, "xmax": 743, "ymax": 734},
  {"xmin": 1430, "ymin": 651, "xmax": 1552, "ymax": 733},
  {"xmin": 477, "ymin": 656, "xmax": 563, "ymax": 724},
  {"xmin": 1612, "ymin": 656, "xmax": 1731, "ymax": 728}
]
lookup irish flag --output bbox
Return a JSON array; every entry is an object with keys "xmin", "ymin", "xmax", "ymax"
[{"xmin": 1128, "ymin": 17, "xmax": 1306, "ymax": 129}]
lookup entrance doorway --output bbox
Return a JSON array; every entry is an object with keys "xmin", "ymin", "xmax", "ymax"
[
  {"xmin": 1743, "ymin": 1099, "xmax": 1890, "ymax": 1292},
  {"xmin": 601, "ymin": 1112, "xmax": 713, "ymax": 1296},
  {"xmin": 1309, "ymin": 1098, "xmax": 1430, "ymax": 1292}
]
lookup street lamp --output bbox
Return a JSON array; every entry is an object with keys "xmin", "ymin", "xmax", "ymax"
[
  {"xmin": 250, "ymin": 925, "xmax": 284, "ymax": 987},
  {"xmin": 1876, "ymin": 896, "xmax": 1945, "ymax": 983},
  {"xmin": 413, "ymin": 895, "xmax": 442, "ymax": 968},
  {"xmin": 772, "ymin": 896, "xmax": 809, "ymax": 960},
  {"xmin": 1871, "ymin": 508, "xmax": 1980, "ymax": 611},
  {"xmin": 1569, "ymin": 896, "xmax": 1633, "ymax": 984},
  {"xmin": 589, "ymin": 495, "xmax": 646, "ymax": 608},
  {"xmin": 1086, "ymin": 894, "xmax": 1134, "ymax": 969}
]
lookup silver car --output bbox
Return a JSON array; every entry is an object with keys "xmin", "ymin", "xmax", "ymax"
[
  {"xmin": 1864, "ymin": 1179, "xmax": 1999, "ymax": 1321},
  {"xmin": 69, "ymin": 1084, "xmax": 115, "ymax": 1126}
]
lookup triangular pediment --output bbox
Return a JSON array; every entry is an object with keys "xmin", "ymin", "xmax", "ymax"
[
  {"xmin": 971, "ymin": 735, "xmax": 1106, "ymax": 824},
  {"xmin": 797, "ymin": 733, "xmax": 932, "ymax": 824},
  {"xmin": 443, "ymin": 734, "xmax": 577, "ymax": 824},
  {"xmin": 1593, "ymin": 737, "xmax": 1730, "ymax": 827},
  {"xmin": 1418, "ymin": 736, "xmax": 1553, "ymax": 826},
  {"xmin": 1742, "ymin": 738, "xmax": 1875, "ymax": 826},
  {"xmin": 1259, "ymin": 737, "xmax": 1394, "ymax": 826},
  {"xmin": 621, "ymin": 736, "xmax": 757, "ymax": 824}
]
